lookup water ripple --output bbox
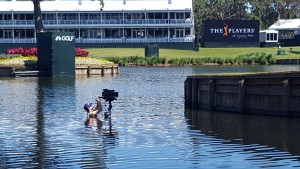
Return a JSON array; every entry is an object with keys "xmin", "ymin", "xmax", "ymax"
[{"xmin": 1, "ymin": 66, "xmax": 300, "ymax": 168}]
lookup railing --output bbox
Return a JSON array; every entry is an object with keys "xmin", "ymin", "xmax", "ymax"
[
  {"xmin": 0, "ymin": 19, "xmax": 193, "ymax": 26},
  {"xmin": 80, "ymin": 38, "xmax": 123, "ymax": 43},
  {"xmin": 0, "ymin": 38, "xmax": 36, "ymax": 43},
  {"xmin": 0, "ymin": 37, "xmax": 193, "ymax": 43}
]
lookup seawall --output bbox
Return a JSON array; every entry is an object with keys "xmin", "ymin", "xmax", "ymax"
[
  {"xmin": 184, "ymin": 71, "xmax": 300, "ymax": 117},
  {"xmin": 0, "ymin": 65, "xmax": 119, "ymax": 76}
]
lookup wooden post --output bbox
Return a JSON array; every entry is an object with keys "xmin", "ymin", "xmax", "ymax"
[
  {"xmin": 185, "ymin": 78, "xmax": 193, "ymax": 108},
  {"xmin": 87, "ymin": 66, "xmax": 91, "ymax": 76},
  {"xmin": 208, "ymin": 79, "xmax": 215, "ymax": 111},
  {"xmin": 192, "ymin": 78, "xmax": 199, "ymax": 108},
  {"xmin": 238, "ymin": 79, "xmax": 245, "ymax": 113},
  {"xmin": 282, "ymin": 79, "xmax": 290, "ymax": 116},
  {"xmin": 101, "ymin": 66, "xmax": 105, "ymax": 76},
  {"xmin": 111, "ymin": 66, "xmax": 114, "ymax": 75},
  {"xmin": 11, "ymin": 67, "xmax": 16, "ymax": 76},
  {"xmin": 117, "ymin": 65, "xmax": 119, "ymax": 74}
]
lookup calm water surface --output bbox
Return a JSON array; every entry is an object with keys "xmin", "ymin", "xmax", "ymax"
[{"xmin": 1, "ymin": 65, "xmax": 300, "ymax": 168}]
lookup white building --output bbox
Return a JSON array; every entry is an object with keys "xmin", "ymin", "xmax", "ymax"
[
  {"xmin": 0, "ymin": 0, "xmax": 194, "ymax": 45},
  {"xmin": 269, "ymin": 19, "xmax": 300, "ymax": 32},
  {"xmin": 259, "ymin": 30, "xmax": 278, "ymax": 44},
  {"xmin": 268, "ymin": 19, "xmax": 300, "ymax": 46}
]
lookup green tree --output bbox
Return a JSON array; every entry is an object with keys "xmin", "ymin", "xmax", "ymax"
[
  {"xmin": 247, "ymin": 0, "xmax": 274, "ymax": 29},
  {"xmin": 193, "ymin": 0, "xmax": 248, "ymax": 36},
  {"xmin": 273, "ymin": 0, "xmax": 300, "ymax": 19},
  {"xmin": 248, "ymin": 0, "xmax": 300, "ymax": 29},
  {"xmin": 194, "ymin": 0, "xmax": 300, "ymax": 31},
  {"xmin": 192, "ymin": 0, "xmax": 205, "ymax": 38},
  {"xmin": 207, "ymin": 0, "xmax": 248, "ymax": 20}
]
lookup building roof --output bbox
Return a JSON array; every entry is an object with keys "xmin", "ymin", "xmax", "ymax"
[
  {"xmin": 0, "ymin": 0, "xmax": 192, "ymax": 12},
  {"xmin": 259, "ymin": 30, "xmax": 278, "ymax": 33},
  {"xmin": 268, "ymin": 19, "xmax": 300, "ymax": 30}
]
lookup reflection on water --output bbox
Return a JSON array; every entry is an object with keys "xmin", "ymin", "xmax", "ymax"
[
  {"xmin": 185, "ymin": 109, "xmax": 300, "ymax": 157},
  {"xmin": 0, "ymin": 65, "xmax": 300, "ymax": 168}
]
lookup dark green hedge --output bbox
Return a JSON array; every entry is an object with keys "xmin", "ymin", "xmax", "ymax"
[{"xmin": 102, "ymin": 53, "xmax": 275, "ymax": 66}]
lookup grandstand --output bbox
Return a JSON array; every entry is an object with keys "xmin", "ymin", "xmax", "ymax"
[{"xmin": 0, "ymin": 0, "xmax": 195, "ymax": 50}]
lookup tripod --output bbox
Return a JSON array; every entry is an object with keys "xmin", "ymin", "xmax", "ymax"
[
  {"xmin": 104, "ymin": 100, "xmax": 113, "ymax": 119},
  {"xmin": 108, "ymin": 100, "xmax": 113, "ymax": 112}
]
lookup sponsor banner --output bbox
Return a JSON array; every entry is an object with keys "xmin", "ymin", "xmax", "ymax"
[{"xmin": 202, "ymin": 20, "xmax": 259, "ymax": 43}]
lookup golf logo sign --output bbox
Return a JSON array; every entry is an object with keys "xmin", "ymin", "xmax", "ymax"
[{"xmin": 55, "ymin": 35, "xmax": 75, "ymax": 42}]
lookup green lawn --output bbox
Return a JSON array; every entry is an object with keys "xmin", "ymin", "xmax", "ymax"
[{"xmin": 86, "ymin": 47, "xmax": 300, "ymax": 59}]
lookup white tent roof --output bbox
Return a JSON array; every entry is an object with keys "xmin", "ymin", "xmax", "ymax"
[
  {"xmin": 0, "ymin": 0, "xmax": 192, "ymax": 12},
  {"xmin": 268, "ymin": 19, "xmax": 300, "ymax": 30},
  {"xmin": 260, "ymin": 30, "xmax": 278, "ymax": 33}
]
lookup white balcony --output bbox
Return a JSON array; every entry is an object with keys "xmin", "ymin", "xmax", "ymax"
[
  {"xmin": 0, "ymin": 37, "xmax": 193, "ymax": 43},
  {"xmin": 0, "ymin": 19, "xmax": 193, "ymax": 28}
]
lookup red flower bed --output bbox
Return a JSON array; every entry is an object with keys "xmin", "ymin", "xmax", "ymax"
[
  {"xmin": 5, "ymin": 47, "xmax": 89, "ymax": 57},
  {"xmin": 75, "ymin": 48, "xmax": 89, "ymax": 57},
  {"xmin": 5, "ymin": 47, "xmax": 37, "ymax": 56}
]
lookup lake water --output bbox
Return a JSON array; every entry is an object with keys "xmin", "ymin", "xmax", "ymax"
[{"xmin": 1, "ymin": 65, "xmax": 300, "ymax": 168}]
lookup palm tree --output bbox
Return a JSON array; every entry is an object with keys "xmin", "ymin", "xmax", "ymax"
[{"xmin": 32, "ymin": 0, "xmax": 45, "ymax": 33}]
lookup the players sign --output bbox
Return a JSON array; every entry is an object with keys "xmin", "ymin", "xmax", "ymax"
[{"xmin": 202, "ymin": 20, "xmax": 259, "ymax": 43}]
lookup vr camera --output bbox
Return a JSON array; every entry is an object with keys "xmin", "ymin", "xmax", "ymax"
[{"xmin": 101, "ymin": 89, "xmax": 118, "ymax": 102}]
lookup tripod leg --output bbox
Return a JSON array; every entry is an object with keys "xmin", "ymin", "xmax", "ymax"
[{"xmin": 108, "ymin": 101, "xmax": 112, "ymax": 112}]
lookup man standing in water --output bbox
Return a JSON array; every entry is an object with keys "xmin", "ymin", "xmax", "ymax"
[
  {"xmin": 84, "ymin": 96, "xmax": 103, "ymax": 118},
  {"xmin": 84, "ymin": 96, "xmax": 103, "ymax": 130}
]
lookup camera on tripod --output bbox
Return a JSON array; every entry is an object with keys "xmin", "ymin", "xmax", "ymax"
[{"xmin": 101, "ymin": 89, "xmax": 118, "ymax": 102}]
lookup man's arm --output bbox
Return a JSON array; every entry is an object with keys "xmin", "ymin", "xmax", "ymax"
[
  {"xmin": 94, "ymin": 97, "xmax": 103, "ymax": 113},
  {"xmin": 93, "ymin": 97, "xmax": 103, "ymax": 115},
  {"xmin": 89, "ymin": 97, "xmax": 103, "ymax": 117}
]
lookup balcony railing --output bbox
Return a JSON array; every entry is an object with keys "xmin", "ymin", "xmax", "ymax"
[
  {"xmin": 0, "ymin": 37, "xmax": 193, "ymax": 43},
  {"xmin": 0, "ymin": 38, "xmax": 36, "ymax": 43},
  {"xmin": 0, "ymin": 19, "xmax": 193, "ymax": 26}
]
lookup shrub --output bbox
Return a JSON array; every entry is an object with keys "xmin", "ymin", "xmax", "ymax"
[
  {"xmin": 127, "ymin": 56, "xmax": 140, "ymax": 63},
  {"xmin": 194, "ymin": 58, "xmax": 204, "ymax": 65},
  {"xmin": 233, "ymin": 52, "xmax": 274, "ymax": 65},
  {"xmin": 215, "ymin": 57, "xmax": 224, "ymax": 65},
  {"xmin": 167, "ymin": 58, "xmax": 180, "ymax": 65},
  {"xmin": 203, "ymin": 57, "xmax": 212, "ymax": 63},
  {"xmin": 224, "ymin": 58, "xmax": 234, "ymax": 64},
  {"xmin": 178, "ymin": 58, "xmax": 189, "ymax": 65}
]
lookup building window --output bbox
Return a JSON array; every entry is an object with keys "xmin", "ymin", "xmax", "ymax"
[
  {"xmin": 80, "ymin": 14, "xmax": 88, "ymax": 20},
  {"xmin": 3, "ymin": 14, "xmax": 12, "ymax": 20},
  {"xmin": 266, "ymin": 33, "xmax": 278, "ymax": 42},
  {"xmin": 43, "ymin": 13, "xmax": 56, "ymax": 20},
  {"xmin": 279, "ymin": 30, "xmax": 294, "ymax": 39},
  {"xmin": 274, "ymin": 33, "xmax": 278, "ymax": 41},
  {"xmin": 103, "ymin": 13, "xmax": 122, "ymax": 20}
]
